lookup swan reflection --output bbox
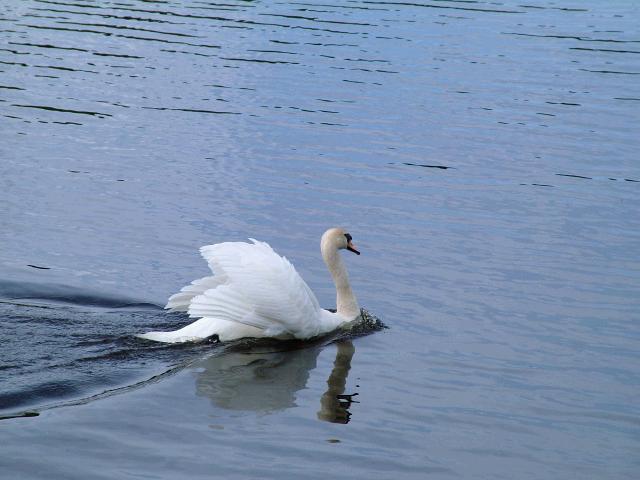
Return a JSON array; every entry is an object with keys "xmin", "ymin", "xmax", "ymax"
[
  {"xmin": 317, "ymin": 342, "xmax": 356, "ymax": 424},
  {"xmin": 194, "ymin": 340, "xmax": 356, "ymax": 422}
]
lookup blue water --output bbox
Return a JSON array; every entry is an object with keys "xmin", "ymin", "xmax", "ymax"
[{"xmin": 1, "ymin": 0, "xmax": 639, "ymax": 478}]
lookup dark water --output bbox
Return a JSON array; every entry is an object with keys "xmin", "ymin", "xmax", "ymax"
[{"xmin": 1, "ymin": 0, "xmax": 639, "ymax": 478}]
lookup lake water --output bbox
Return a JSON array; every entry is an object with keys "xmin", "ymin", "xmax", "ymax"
[{"xmin": 1, "ymin": 0, "xmax": 639, "ymax": 478}]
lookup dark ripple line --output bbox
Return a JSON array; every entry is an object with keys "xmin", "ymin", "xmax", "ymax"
[
  {"xmin": 317, "ymin": 98, "xmax": 355, "ymax": 103},
  {"xmin": 360, "ymin": 1, "xmax": 522, "ymax": 14},
  {"xmin": 22, "ymin": 13, "xmax": 73, "ymax": 22},
  {"xmin": 344, "ymin": 57, "xmax": 390, "ymax": 63},
  {"xmin": 546, "ymin": 101, "xmax": 580, "ymax": 106},
  {"xmin": 0, "ymin": 48, "xmax": 29, "ymax": 55},
  {"xmin": 160, "ymin": 48, "xmax": 216, "ymax": 57},
  {"xmin": 40, "ymin": 4, "xmax": 364, "ymax": 35},
  {"xmin": 579, "ymin": 68, "xmax": 640, "ymax": 75},
  {"xmin": 570, "ymin": 47, "xmax": 640, "ymax": 54},
  {"xmin": 9, "ymin": 41, "xmax": 88, "ymax": 52},
  {"xmin": 220, "ymin": 56, "xmax": 300, "ymax": 65},
  {"xmin": 11, "ymin": 104, "xmax": 112, "ymax": 117},
  {"xmin": 141, "ymin": 106, "xmax": 241, "ymax": 115},
  {"xmin": 7, "ymin": 43, "xmax": 142, "ymax": 61},
  {"xmin": 0, "ymin": 60, "xmax": 28, "ymax": 67},
  {"xmin": 305, "ymin": 42, "xmax": 358, "ymax": 47},
  {"xmin": 1, "ymin": 61, "xmax": 100, "ymax": 74},
  {"xmin": 18, "ymin": 24, "xmax": 221, "ymax": 48},
  {"xmin": 401, "ymin": 162, "xmax": 452, "ymax": 170},
  {"xmin": 186, "ymin": 6, "xmax": 247, "ymax": 13},
  {"xmin": 34, "ymin": 0, "xmax": 103, "ymax": 9},
  {"xmin": 190, "ymin": 2, "xmax": 257, "ymax": 7},
  {"xmin": 34, "ymin": 64, "xmax": 98, "ymax": 73},
  {"xmin": 243, "ymin": 19, "xmax": 359, "ymax": 35},
  {"xmin": 247, "ymin": 49, "xmax": 300, "ymax": 55},
  {"xmin": 259, "ymin": 13, "xmax": 376, "ymax": 26},
  {"xmin": 89, "ymin": 103, "xmax": 123, "ymax": 112},
  {"xmin": 556, "ymin": 173, "xmax": 592, "ymax": 180},
  {"xmin": 54, "ymin": 20, "xmax": 201, "ymax": 38},
  {"xmin": 31, "ymin": 7, "xmax": 186, "ymax": 25},
  {"xmin": 287, "ymin": 2, "xmax": 391, "ymax": 11},
  {"xmin": 0, "ymin": 85, "xmax": 25, "ymax": 90},
  {"xmin": 204, "ymin": 84, "xmax": 256, "ymax": 91},
  {"xmin": 519, "ymin": 4, "xmax": 588, "ymax": 12},
  {"xmin": 503, "ymin": 32, "xmax": 640, "ymax": 44},
  {"xmin": 92, "ymin": 52, "xmax": 144, "ymax": 59}
]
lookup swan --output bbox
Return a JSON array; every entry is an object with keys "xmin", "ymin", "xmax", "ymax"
[{"xmin": 138, "ymin": 227, "xmax": 362, "ymax": 343}]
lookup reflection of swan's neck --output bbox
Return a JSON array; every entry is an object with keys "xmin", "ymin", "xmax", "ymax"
[
  {"xmin": 318, "ymin": 341, "xmax": 355, "ymax": 424},
  {"xmin": 322, "ymin": 245, "xmax": 360, "ymax": 320}
]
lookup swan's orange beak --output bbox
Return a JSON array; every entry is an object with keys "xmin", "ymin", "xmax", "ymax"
[{"xmin": 347, "ymin": 241, "xmax": 360, "ymax": 255}]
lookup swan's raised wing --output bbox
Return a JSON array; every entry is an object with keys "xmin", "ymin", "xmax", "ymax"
[
  {"xmin": 188, "ymin": 239, "xmax": 323, "ymax": 338},
  {"xmin": 165, "ymin": 275, "xmax": 225, "ymax": 312}
]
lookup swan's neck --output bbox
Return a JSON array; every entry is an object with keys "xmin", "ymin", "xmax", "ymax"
[{"xmin": 322, "ymin": 247, "xmax": 360, "ymax": 320}]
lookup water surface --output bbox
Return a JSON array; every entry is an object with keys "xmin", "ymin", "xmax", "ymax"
[{"xmin": 1, "ymin": 0, "xmax": 639, "ymax": 478}]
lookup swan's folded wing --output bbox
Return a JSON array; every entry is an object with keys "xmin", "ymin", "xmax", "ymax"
[{"xmin": 196, "ymin": 239, "xmax": 323, "ymax": 338}]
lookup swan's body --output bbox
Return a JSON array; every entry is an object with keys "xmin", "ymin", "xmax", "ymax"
[{"xmin": 139, "ymin": 228, "xmax": 361, "ymax": 343}]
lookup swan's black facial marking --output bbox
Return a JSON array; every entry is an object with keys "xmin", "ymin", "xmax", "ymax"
[{"xmin": 344, "ymin": 233, "xmax": 360, "ymax": 255}]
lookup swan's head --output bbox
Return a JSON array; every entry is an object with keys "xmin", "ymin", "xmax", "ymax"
[{"xmin": 321, "ymin": 227, "xmax": 360, "ymax": 255}]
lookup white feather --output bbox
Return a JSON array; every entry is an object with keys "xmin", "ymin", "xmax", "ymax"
[
  {"xmin": 139, "ymin": 229, "xmax": 360, "ymax": 343},
  {"xmin": 165, "ymin": 275, "xmax": 224, "ymax": 312}
]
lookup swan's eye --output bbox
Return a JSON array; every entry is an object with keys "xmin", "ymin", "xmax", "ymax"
[{"xmin": 344, "ymin": 233, "xmax": 352, "ymax": 242}]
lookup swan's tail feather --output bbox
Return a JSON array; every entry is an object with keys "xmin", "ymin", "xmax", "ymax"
[
  {"xmin": 136, "ymin": 330, "xmax": 191, "ymax": 343},
  {"xmin": 137, "ymin": 317, "xmax": 221, "ymax": 343},
  {"xmin": 165, "ymin": 275, "xmax": 224, "ymax": 311},
  {"xmin": 138, "ymin": 316, "xmax": 267, "ymax": 343}
]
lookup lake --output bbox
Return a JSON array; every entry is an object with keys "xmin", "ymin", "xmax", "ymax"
[{"xmin": 1, "ymin": 0, "xmax": 639, "ymax": 478}]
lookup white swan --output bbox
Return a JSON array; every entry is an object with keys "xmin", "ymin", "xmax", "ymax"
[{"xmin": 138, "ymin": 227, "xmax": 361, "ymax": 343}]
